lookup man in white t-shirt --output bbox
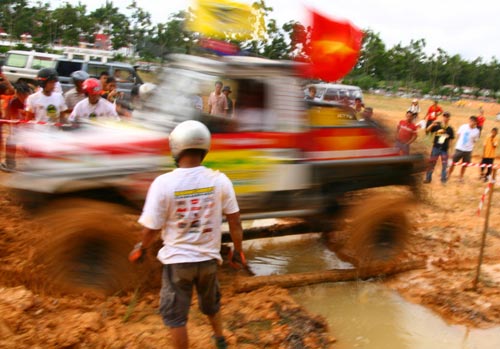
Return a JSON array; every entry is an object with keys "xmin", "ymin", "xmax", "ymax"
[
  {"xmin": 25, "ymin": 68, "xmax": 68, "ymax": 123},
  {"xmin": 447, "ymin": 116, "xmax": 480, "ymax": 182},
  {"xmin": 129, "ymin": 120, "xmax": 245, "ymax": 349},
  {"xmin": 68, "ymin": 78, "xmax": 119, "ymax": 123}
]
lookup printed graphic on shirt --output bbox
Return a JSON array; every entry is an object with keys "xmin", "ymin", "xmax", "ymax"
[
  {"xmin": 46, "ymin": 104, "xmax": 58, "ymax": 121},
  {"xmin": 174, "ymin": 186, "xmax": 215, "ymax": 234},
  {"xmin": 463, "ymin": 131, "xmax": 470, "ymax": 146}
]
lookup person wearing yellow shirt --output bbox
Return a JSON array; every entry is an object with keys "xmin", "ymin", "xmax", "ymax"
[{"xmin": 480, "ymin": 127, "xmax": 498, "ymax": 182}]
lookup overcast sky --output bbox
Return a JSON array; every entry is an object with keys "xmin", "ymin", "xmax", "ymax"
[{"xmin": 47, "ymin": 0, "xmax": 500, "ymax": 62}]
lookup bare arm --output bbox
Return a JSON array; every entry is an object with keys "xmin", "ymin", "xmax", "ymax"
[
  {"xmin": 140, "ymin": 227, "xmax": 161, "ymax": 249},
  {"xmin": 226, "ymin": 211, "xmax": 243, "ymax": 251}
]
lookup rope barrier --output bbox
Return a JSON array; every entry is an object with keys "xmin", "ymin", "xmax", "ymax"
[{"xmin": 451, "ymin": 161, "xmax": 499, "ymax": 168}]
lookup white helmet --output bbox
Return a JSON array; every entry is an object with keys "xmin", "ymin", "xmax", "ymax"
[{"xmin": 169, "ymin": 120, "xmax": 211, "ymax": 159}]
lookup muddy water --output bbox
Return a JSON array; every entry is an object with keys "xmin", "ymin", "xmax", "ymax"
[{"xmin": 243, "ymin": 229, "xmax": 500, "ymax": 349}]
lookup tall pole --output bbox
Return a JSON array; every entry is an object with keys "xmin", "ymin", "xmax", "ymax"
[{"xmin": 472, "ymin": 167, "xmax": 497, "ymax": 291}]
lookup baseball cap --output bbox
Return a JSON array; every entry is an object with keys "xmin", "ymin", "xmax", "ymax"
[{"xmin": 222, "ymin": 86, "xmax": 232, "ymax": 92}]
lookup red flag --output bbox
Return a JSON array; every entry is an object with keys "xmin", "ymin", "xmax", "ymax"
[{"xmin": 302, "ymin": 9, "xmax": 363, "ymax": 82}]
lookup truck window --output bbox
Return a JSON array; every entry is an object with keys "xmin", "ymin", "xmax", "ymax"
[
  {"xmin": 236, "ymin": 79, "xmax": 270, "ymax": 131},
  {"xmin": 324, "ymin": 89, "xmax": 339, "ymax": 102},
  {"xmin": 87, "ymin": 64, "xmax": 108, "ymax": 78},
  {"xmin": 5, "ymin": 53, "xmax": 28, "ymax": 68},
  {"xmin": 114, "ymin": 68, "xmax": 134, "ymax": 83},
  {"xmin": 56, "ymin": 61, "xmax": 83, "ymax": 78},
  {"xmin": 32, "ymin": 56, "xmax": 57, "ymax": 70}
]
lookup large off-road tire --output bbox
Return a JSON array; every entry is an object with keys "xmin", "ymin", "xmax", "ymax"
[
  {"xmin": 32, "ymin": 199, "xmax": 157, "ymax": 295},
  {"xmin": 327, "ymin": 194, "xmax": 413, "ymax": 268}
]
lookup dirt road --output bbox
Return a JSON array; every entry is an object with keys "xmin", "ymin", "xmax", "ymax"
[{"xmin": 1, "ymin": 96, "xmax": 500, "ymax": 348}]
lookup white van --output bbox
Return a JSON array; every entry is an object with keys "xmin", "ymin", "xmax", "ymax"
[
  {"xmin": 306, "ymin": 83, "xmax": 363, "ymax": 106},
  {"xmin": 2, "ymin": 50, "xmax": 62, "ymax": 84}
]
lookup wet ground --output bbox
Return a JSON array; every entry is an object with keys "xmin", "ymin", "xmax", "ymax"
[{"xmin": 2, "ymin": 97, "xmax": 500, "ymax": 347}]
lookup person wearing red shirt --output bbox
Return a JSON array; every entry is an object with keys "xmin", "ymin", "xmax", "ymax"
[
  {"xmin": 2, "ymin": 82, "xmax": 32, "ymax": 171},
  {"xmin": 477, "ymin": 111, "xmax": 486, "ymax": 135},
  {"xmin": 396, "ymin": 111, "xmax": 418, "ymax": 155},
  {"xmin": 425, "ymin": 100, "xmax": 443, "ymax": 133}
]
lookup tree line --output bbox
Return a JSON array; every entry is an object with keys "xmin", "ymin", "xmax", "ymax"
[{"xmin": 1, "ymin": 0, "xmax": 499, "ymax": 99}]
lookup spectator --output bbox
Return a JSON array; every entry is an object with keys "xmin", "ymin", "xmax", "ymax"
[
  {"xmin": 222, "ymin": 86, "xmax": 234, "ymax": 118},
  {"xmin": 101, "ymin": 76, "xmax": 130, "ymax": 118},
  {"xmin": 129, "ymin": 120, "xmax": 245, "ymax": 349},
  {"xmin": 354, "ymin": 97, "xmax": 365, "ymax": 117},
  {"xmin": 407, "ymin": 98, "xmax": 420, "ymax": 120},
  {"xmin": 447, "ymin": 116, "xmax": 480, "ymax": 182},
  {"xmin": 191, "ymin": 94, "xmax": 203, "ymax": 111},
  {"xmin": 424, "ymin": 100, "xmax": 443, "ymax": 134},
  {"xmin": 68, "ymin": 78, "xmax": 118, "ymax": 123},
  {"xmin": 0, "ymin": 70, "xmax": 15, "ymax": 156},
  {"xmin": 101, "ymin": 76, "xmax": 122, "ymax": 103},
  {"xmin": 477, "ymin": 109, "xmax": 486, "ymax": 136},
  {"xmin": 1, "ymin": 82, "xmax": 32, "ymax": 171},
  {"xmin": 305, "ymin": 86, "xmax": 317, "ymax": 100},
  {"xmin": 64, "ymin": 70, "xmax": 90, "ymax": 112},
  {"xmin": 479, "ymin": 127, "xmax": 498, "ymax": 182},
  {"xmin": 207, "ymin": 81, "xmax": 227, "ymax": 117},
  {"xmin": 99, "ymin": 71, "xmax": 109, "ymax": 90},
  {"xmin": 423, "ymin": 112, "xmax": 455, "ymax": 184},
  {"xmin": 25, "ymin": 68, "xmax": 67, "ymax": 123},
  {"xmin": 395, "ymin": 111, "xmax": 418, "ymax": 155}
]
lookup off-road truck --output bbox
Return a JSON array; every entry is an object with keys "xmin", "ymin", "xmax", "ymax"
[{"xmin": 3, "ymin": 54, "xmax": 425, "ymax": 293}]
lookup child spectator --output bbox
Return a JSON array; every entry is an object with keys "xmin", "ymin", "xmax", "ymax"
[{"xmin": 479, "ymin": 127, "xmax": 498, "ymax": 182}]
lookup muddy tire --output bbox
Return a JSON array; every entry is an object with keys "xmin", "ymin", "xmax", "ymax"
[
  {"xmin": 33, "ymin": 199, "xmax": 154, "ymax": 295},
  {"xmin": 331, "ymin": 194, "xmax": 413, "ymax": 268}
]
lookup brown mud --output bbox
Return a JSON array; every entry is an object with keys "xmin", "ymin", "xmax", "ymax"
[{"xmin": 1, "ymin": 97, "xmax": 500, "ymax": 347}]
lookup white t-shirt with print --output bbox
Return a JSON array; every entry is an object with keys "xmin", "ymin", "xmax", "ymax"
[
  {"xmin": 25, "ymin": 91, "xmax": 67, "ymax": 122},
  {"xmin": 455, "ymin": 124, "xmax": 480, "ymax": 152},
  {"xmin": 138, "ymin": 166, "xmax": 239, "ymax": 265},
  {"xmin": 68, "ymin": 98, "xmax": 119, "ymax": 122}
]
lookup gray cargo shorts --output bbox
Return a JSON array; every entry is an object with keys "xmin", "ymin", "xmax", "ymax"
[{"xmin": 159, "ymin": 259, "xmax": 220, "ymax": 328}]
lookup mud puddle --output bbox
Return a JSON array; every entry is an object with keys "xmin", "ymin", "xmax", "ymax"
[{"xmin": 243, "ymin": 230, "xmax": 500, "ymax": 349}]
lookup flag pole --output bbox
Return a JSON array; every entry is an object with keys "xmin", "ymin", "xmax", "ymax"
[{"xmin": 472, "ymin": 167, "xmax": 497, "ymax": 291}]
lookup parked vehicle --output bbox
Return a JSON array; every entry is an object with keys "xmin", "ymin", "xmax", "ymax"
[
  {"xmin": 306, "ymin": 83, "xmax": 364, "ymax": 106},
  {"xmin": 3, "ymin": 54, "xmax": 425, "ymax": 293},
  {"xmin": 2, "ymin": 50, "xmax": 143, "ymax": 100},
  {"xmin": 2, "ymin": 50, "xmax": 62, "ymax": 85}
]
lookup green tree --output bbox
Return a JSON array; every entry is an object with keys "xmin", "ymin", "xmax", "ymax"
[
  {"xmin": 127, "ymin": 0, "xmax": 153, "ymax": 55},
  {"xmin": 354, "ymin": 30, "xmax": 387, "ymax": 79},
  {"xmin": 89, "ymin": 1, "xmax": 131, "ymax": 50}
]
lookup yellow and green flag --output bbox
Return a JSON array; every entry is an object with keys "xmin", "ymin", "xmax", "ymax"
[{"xmin": 188, "ymin": 0, "xmax": 258, "ymax": 39}]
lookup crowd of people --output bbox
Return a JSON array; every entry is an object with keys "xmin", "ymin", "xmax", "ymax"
[
  {"xmin": 394, "ymin": 98, "xmax": 499, "ymax": 184},
  {"xmin": 0, "ymin": 67, "xmax": 135, "ymax": 171}
]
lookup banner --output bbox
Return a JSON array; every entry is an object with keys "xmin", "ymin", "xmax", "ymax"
[{"xmin": 188, "ymin": 0, "xmax": 256, "ymax": 40}]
